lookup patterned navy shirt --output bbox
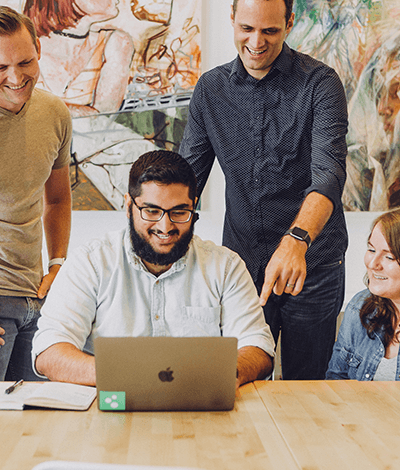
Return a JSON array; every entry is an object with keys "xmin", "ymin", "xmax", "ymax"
[{"xmin": 180, "ymin": 43, "xmax": 349, "ymax": 283}]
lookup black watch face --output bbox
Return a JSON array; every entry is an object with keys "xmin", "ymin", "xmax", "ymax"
[{"xmin": 292, "ymin": 227, "xmax": 308, "ymax": 238}]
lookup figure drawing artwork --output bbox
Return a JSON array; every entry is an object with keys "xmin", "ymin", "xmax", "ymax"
[{"xmin": 6, "ymin": 0, "xmax": 201, "ymax": 210}]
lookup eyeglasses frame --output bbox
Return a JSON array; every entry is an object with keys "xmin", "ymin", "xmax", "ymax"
[{"xmin": 131, "ymin": 198, "xmax": 195, "ymax": 224}]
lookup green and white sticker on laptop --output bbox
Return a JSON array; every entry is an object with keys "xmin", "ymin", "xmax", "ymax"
[{"xmin": 99, "ymin": 391, "xmax": 126, "ymax": 411}]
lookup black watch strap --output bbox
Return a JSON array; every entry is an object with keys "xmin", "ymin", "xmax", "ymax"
[{"xmin": 284, "ymin": 227, "xmax": 311, "ymax": 248}]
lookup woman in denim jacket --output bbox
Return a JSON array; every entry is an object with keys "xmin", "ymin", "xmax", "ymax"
[{"xmin": 326, "ymin": 209, "xmax": 400, "ymax": 380}]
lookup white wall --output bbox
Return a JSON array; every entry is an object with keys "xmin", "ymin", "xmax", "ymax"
[
  {"xmin": 43, "ymin": 210, "xmax": 377, "ymax": 309},
  {"xmin": 44, "ymin": 0, "xmax": 378, "ymax": 310}
]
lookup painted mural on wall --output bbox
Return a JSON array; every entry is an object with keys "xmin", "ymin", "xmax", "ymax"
[
  {"xmin": 7, "ymin": 0, "xmax": 201, "ymax": 209},
  {"xmin": 287, "ymin": 0, "xmax": 400, "ymax": 211}
]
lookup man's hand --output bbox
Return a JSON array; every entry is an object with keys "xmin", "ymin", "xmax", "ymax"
[
  {"xmin": 37, "ymin": 264, "xmax": 62, "ymax": 299},
  {"xmin": 259, "ymin": 235, "xmax": 307, "ymax": 306},
  {"xmin": 0, "ymin": 327, "xmax": 5, "ymax": 347}
]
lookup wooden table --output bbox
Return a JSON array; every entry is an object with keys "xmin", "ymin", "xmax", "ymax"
[{"xmin": 2, "ymin": 380, "xmax": 400, "ymax": 470}]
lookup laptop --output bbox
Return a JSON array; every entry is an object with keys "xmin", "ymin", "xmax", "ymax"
[{"xmin": 94, "ymin": 336, "xmax": 238, "ymax": 412}]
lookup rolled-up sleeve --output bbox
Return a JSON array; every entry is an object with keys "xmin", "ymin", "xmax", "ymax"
[
  {"xmin": 220, "ymin": 253, "xmax": 275, "ymax": 358},
  {"xmin": 32, "ymin": 245, "xmax": 98, "ymax": 373},
  {"xmin": 305, "ymin": 68, "xmax": 348, "ymax": 209}
]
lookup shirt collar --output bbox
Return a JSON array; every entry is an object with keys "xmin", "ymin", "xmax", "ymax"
[
  {"xmin": 230, "ymin": 42, "xmax": 293, "ymax": 81},
  {"xmin": 123, "ymin": 227, "xmax": 190, "ymax": 277},
  {"xmin": 0, "ymin": 91, "xmax": 32, "ymax": 119}
]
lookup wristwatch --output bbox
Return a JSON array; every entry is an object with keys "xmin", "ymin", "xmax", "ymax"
[
  {"xmin": 48, "ymin": 257, "xmax": 66, "ymax": 269},
  {"xmin": 284, "ymin": 227, "xmax": 311, "ymax": 248}
]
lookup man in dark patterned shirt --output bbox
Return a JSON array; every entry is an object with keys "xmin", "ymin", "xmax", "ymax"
[{"xmin": 180, "ymin": 0, "xmax": 348, "ymax": 380}]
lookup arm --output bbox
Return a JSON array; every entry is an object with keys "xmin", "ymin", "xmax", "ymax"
[
  {"xmin": 93, "ymin": 30, "xmax": 134, "ymax": 114},
  {"xmin": 259, "ymin": 191, "xmax": 333, "ymax": 304},
  {"xmin": 236, "ymin": 346, "xmax": 273, "ymax": 389},
  {"xmin": 32, "ymin": 244, "xmax": 99, "ymax": 381},
  {"xmin": 260, "ymin": 68, "xmax": 348, "ymax": 305},
  {"xmin": 35, "ymin": 343, "xmax": 95, "ymax": 385},
  {"xmin": 325, "ymin": 306, "xmax": 352, "ymax": 380},
  {"xmin": 219, "ymin": 251, "xmax": 275, "ymax": 384},
  {"xmin": 38, "ymin": 165, "xmax": 72, "ymax": 299},
  {"xmin": 325, "ymin": 291, "xmax": 369, "ymax": 380},
  {"xmin": 179, "ymin": 77, "xmax": 216, "ymax": 196}
]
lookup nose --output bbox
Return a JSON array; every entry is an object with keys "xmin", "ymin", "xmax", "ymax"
[
  {"xmin": 249, "ymin": 31, "xmax": 265, "ymax": 49},
  {"xmin": 6, "ymin": 66, "xmax": 24, "ymax": 85},
  {"xmin": 154, "ymin": 212, "xmax": 175, "ymax": 233},
  {"xmin": 367, "ymin": 252, "xmax": 382, "ymax": 271}
]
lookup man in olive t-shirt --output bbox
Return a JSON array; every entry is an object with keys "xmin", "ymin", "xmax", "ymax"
[{"xmin": 0, "ymin": 6, "xmax": 72, "ymax": 380}]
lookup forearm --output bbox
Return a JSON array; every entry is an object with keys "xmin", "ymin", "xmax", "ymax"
[
  {"xmin": 35, "ymin": 342, "xmax": 96, "ymax": 386},
  {"xmin": 290, "ymin": 191, "xmax": 334, "ymax": 242},
  {"xmin": 43, "ymin": 197, "xmax": 71, "ymax": 260},
  {"xmin": 236, "ymin": 346, "xmax": 273, "ymax": 387},
  {"xmin": 260, "ymin": 192, "xmax": 335, "ymax": 303}
]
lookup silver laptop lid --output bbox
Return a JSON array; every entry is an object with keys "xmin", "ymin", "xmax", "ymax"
[{"xmin": 94, "ymin": 336, "xmax": 238, "ymax": 412}]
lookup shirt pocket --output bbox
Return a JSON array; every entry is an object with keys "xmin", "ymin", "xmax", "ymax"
[
  {"xmin": 180, "ymin": 306, "xmax": 221, "ymax": 337},
  {"xmin": 339, "ymin": 347, "xmax": 363, "ymax": 370}
]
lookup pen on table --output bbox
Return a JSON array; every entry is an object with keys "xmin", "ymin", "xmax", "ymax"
[{"xmin": 5, "ymin": 379, "xmax": 24, "ymax": 395}]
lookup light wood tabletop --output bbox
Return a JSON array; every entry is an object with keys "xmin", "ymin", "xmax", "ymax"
[
  {"xmin": 255, "ymin": 380, "xmax": 400, "ymax": 470},
  {"xmin": 2, "ymin": 380, "xmax": 400, "ymax": 470}
]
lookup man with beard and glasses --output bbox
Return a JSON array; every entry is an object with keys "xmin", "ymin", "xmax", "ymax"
[{"xmin": 32, "ymin": 150, "xmax": 275, "ymax": 387}]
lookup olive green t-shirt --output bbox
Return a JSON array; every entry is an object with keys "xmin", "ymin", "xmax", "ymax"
[{"xmin": 0, "ymin": 88, "xmax": 72, "ymax": 297}]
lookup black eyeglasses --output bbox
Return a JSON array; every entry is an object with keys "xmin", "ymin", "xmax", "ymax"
[{"xmin": 132, "ymin": 199, "xmax": 195, "ymax": 223}]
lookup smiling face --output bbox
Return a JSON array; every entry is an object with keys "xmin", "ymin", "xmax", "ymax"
[
  {"xmin": 231, "ymin": 0, "xmax": 294, "ymax": 80},
  {"xmin": 0, "ymin": 25, "xmax": 40, "ymax": 113},
  {"xmin": 364, "ymin": 222, "xmax": 400, "ymax": 307},
  {"xmin": 125, "ymin": 181, "xmax": 196, "ymax": 276}
]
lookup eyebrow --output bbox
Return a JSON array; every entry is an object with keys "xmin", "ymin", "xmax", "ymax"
[
  {"xmin": 367, "ymin": 241, "xmax": 392, "ymax": 253},
  {"xmin": 141, "ymin": 202, "xmax": 192, "ymax": 210},
  {"xmin": 0, "ymin": 58, "xmax": 34, "ymax": 68}
]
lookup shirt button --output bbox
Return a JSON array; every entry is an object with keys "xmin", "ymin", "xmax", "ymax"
[
  {"xmin": 365, "ymin": 374, "xmax": 370, "ymax": 378},
  {"xmin": 155, "ymin": 315, "xmax": 160, "ymax": 320}
]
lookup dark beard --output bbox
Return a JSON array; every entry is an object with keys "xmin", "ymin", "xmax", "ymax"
[{"xmin": 128, "ymin": 206, "xmax": 194, "ymax": 267}]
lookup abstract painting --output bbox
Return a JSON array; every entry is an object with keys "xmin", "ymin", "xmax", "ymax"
[{"xmin": 287, "ymin": 0, "xmax": 400, "ymax": 211}]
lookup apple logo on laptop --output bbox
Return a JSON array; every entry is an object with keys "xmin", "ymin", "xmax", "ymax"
[{"xmin": 158, "ymin": 367, "xmax": 174, "ymax": 382}]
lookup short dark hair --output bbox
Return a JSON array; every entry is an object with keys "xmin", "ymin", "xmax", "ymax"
[
  {"xmin": 232, "ymin": 0, "xmax": 294, "ymax": 25},
  {"xmin": 128, "ymin": 150, "xmax": 198, "ymax": 204},
  {"xmin": 0, "ymin": 6, "xmax": 38, "ymax": 50}
]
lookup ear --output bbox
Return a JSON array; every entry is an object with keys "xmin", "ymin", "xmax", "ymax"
[
  {"xmin": 124, "ymin": 193, "xmax": 132, "ymax": 218},
  {"xmin": 36, "ymin": 38, "xmax": 41, "ymax": 59},
  {"xmin": 285, "ymin": 13, "xmax": 295, "ymax": 36},
  {"xmin": 230, "ymin": 4, "xmax": 235, "ymax": 25}
]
